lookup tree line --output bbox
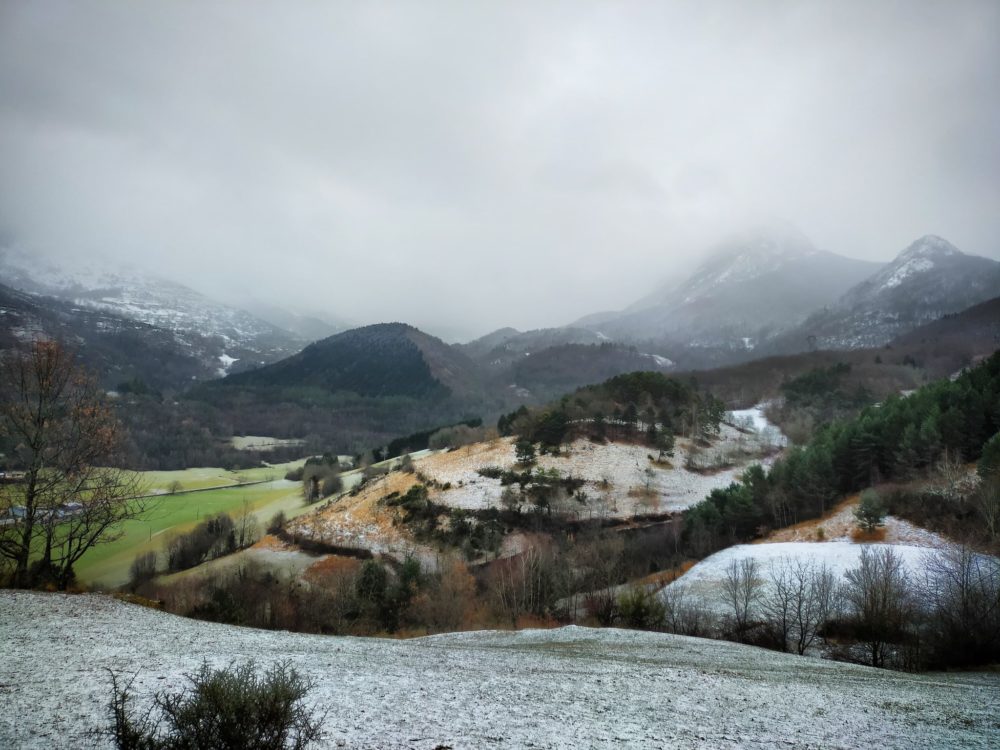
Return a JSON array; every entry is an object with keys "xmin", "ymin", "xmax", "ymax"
[{"xmin": 683, "ymin": 351, "xmax": 1000, "ymax": 558}]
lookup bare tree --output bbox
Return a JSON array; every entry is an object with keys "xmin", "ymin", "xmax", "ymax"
[
  {"xmin": 661, "ymin": 582, "xmax": 713, "ymax": 637},
  {"xmin": 491, "ymin": 546, "xmax": 559, "ymax": 626},
  {"xmin": 0, "ymin": 341, "xmax": 151, "ymax": 589},
  {"xmin": 235, "ymin": 498, "xmax": 259, "ymax": 549},
  {"xmin": 973, "ymin": 478, "xmax": 1000, "ymax": 546},
  {"xmin": 763, "ymin": 558, "xmax": 842, "ymax": 655},
  {"xmin": 843, "ymin": 546, "xmax": 913, "ymax": 668},
  {"xmin": 762, "ymin": 559, "xmax": 796, "ymax": 651},
  {"xmin": 722, "ymin": 557, "xmax": 763, "ymax": 640},
  {"xmin": 918, "ymin": 545, "xmax": 1000, "ymax": 667}
]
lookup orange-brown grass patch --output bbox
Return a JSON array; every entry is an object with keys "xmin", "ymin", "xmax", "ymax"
[
  {"xmin": 850, "ymin": 526, "xmax": 888, "ymax": 543},
  {"xmin": 253, "ymin": 534, "xmax": 292, "ymax": 551},
  {"xmin": 302, "ymin": 554, "xmax": 362, "ymax": 586},
  {"xmin": 636, "ymin": 559, "xmax": 697, "ymax": 589},
  {"xmin": 759, "ymin": 494, "xmax": 861, "ymax": 543}
]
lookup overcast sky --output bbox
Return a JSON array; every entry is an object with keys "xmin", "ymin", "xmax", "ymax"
[{"xmin": 1, "ymin": 1, "xmax": 998, "ymax": 340}]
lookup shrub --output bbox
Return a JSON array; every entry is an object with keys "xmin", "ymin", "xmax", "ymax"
[
  {"xmin": 266, "ymin": 511, "xmax": 287, "ymax": 536},
  {"xmin": 106, "ymin": 660, "xmax": 322, "ymax": 749},
  {"xmin": 617, "ymin": 586, "xmax": 665, "ymax": 630},
  {"xmin": 166, "ymin": 514, "xmax": 236, "ymax": 572}
]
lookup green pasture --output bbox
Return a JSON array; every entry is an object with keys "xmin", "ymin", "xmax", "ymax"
[
  {"xmin": 76, "ymin": 464, "xmax": 312, "ymax": 589},
  {"xmin": 141, "ymin": 459, "xmax": 304, "ymax": 494},
  {"xmin": 73, "ymin": 450, "xmax": 432, "ymax": 589}
]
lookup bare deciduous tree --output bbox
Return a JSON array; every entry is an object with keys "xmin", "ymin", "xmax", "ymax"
[
  {"xmin": 918, "ymin": 545, "xmax": 1000, "ymax": 667},
  {"xmin": 0, "ymin": 341, "xmax": 151, "ymax": 589},
  {"xmin": 843, "ymin": 546, "xmax": 912, "ymax": 668},
  {"xmin": 763, "ymin": 558, "xmax": 841, "ymax": 655},
  {"xmin": 722, "ymin": 557, "xmax": 762, "ymax": 640}
]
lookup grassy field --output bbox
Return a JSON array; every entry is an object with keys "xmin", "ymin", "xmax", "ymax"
[
  {"xmin": 74, "ymin": 451, "xmax": 433, "ymax": 589},
  {"xmin": 140, "ymin": 459, "xmax": 305, "ymax": 494},
  {"xmin": 75, "ymin": 460, "xmax": 312, "ymax": 588}
]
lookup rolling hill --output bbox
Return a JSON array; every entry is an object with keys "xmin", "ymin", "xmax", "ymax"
[
  {"xmin": 3, "ymin": 591, "xmax": 997, "ymax": 749},
  {"xmin": 218, "ymin": 322, "xmax": 482, "ymax": 400}
]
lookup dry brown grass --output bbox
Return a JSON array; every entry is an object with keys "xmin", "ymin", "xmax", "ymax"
[
  {"xmin": 637, "ymin": 560, "xmax": 697, "ymax": 589},
  {"xmin": 850, "ymin": 527, "xmax": 888, "ymax": 543},
  {"xmin": 302, "ymin": 554, "xmax": 363, "ymax": 585},
  {"xmin": 759, "ymin": 494, "xmax": 861, "ymax": 543}
]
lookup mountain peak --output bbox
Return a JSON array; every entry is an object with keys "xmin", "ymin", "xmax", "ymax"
[
  {"xmin": 876, "ymin": 236, "xmax": 963, "ymax": 291},
  {"xmin": 896, "ymin": 235, "xmax": 961, "ymax": 261}
]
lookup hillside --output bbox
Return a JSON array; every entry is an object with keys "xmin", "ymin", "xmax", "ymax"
[
  {"xmin": 218, "ymin": 322, "xmax": 481, "ymax": 400},
  {"xmin": 573, "ymin": 227, "xmax": 880, "ymax": 350},
  {"xmin": 891, "ymin": 295, "xmax": 1000, "ymax": 354},
  {"xmin": 774, "ymin": 236, "xmax": 1000, "ymax": 351},
  {"xmin": 0, "ymin": 281, "xmax": 215, "ymax": 390},
  {"xmin": 3, "ymin": 591, "xmax": 997, "ymax": 749},
  {"xmin": 0, "ymin": 247, "xmax": 306, "ymax": 374}
]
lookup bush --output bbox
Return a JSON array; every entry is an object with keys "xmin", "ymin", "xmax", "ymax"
[
  {"xmin": 266, "ymin": 511, "xmax": 287, "ymax": 536},
  {"xmin": 107, "ymin": 660, "xmax": 322, "ymax": 749}
]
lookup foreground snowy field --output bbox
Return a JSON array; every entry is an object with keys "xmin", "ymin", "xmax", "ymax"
[{"xmin": 2, "ymin": 592, "xmax": 998, "ymax": 749}]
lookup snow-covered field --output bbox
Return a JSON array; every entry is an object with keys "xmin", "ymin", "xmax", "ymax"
[
  {"xmin": 2, "ymin": 591, "xmax": 998, "ymax": 749},
  {"xmin": 661, "ymin": 541, "xmax": 943, "ymax": 615}
]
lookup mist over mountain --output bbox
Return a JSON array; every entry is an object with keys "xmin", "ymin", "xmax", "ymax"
[
  {"xmin": 572, "ymin": 227, "xmax": 881, "ymax": 349},
  {"xmin": 770, "ymin": 235, "xmax": 1000, "ymax": 352},
  {"xmin": 0, "ymin": 247, "xmax": 309, "ymax": 376}
]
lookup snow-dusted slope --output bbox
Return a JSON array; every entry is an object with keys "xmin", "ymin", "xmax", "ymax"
[
  {"xmin": 573, "ymin": 227, "xmax": 881, "ymax": 348},
  {"xmin": 779, "ymin": 235, "xmax": 1000, "ymax": 350},
  {"xmin": 2, "ymin": 591, "xmax": 998, "ymax": 749},
  {"xmin": 0, "ymin": 248, "xmax": 305, "ymax": 373},
  {"xmin": 662, "ymin": 541, "xmax": 940, "ymax": 615}
]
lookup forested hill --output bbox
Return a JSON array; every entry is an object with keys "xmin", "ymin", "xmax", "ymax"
[
  {"xmin": 498, "ymin": 370, "xmax": 726, "ymax": 447},
  {"xmin": 212, "ymin": 322, "xmax": 480, "ymax": 400},
  {"xmin": 684, "ymin": 350, "xmax": 1000, "ymax": 558}
]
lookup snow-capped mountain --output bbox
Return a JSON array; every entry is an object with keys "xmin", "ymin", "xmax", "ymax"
[
  {"xmin": 0, "ymin": 280, "xmax": 218, "ymax": 390},
  {"xmin": 773, "ymin": 235, "xmax": 1000, "ymax": 351},
  {"xmin": 0, "ymin": 248, "xmax": 307, "ymax": 375},
  {"xmin": 573, "ymin": 226, "xmax": 881, "ymax": 349}
]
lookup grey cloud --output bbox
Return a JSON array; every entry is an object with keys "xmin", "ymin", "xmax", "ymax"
[{"xmin": 1, "ymin": 1, "xmax": 998, "ymax": 340}]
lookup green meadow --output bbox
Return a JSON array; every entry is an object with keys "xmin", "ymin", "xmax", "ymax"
[{"xmin": 75, "ymin": 460, "xmax": 313, "ymax": 588}]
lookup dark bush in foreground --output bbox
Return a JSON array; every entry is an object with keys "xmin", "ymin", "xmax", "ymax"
[{"xmin": 107, "ymin": 660, "xmax": 322, "ymax": 749}]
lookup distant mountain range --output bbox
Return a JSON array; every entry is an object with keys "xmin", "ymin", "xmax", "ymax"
[
  {"xmin": 2, "ymin": 229, "xmax": 997, "ymax": 415},
  {"xmin": 0, "ymin": 247, "xmax": 334, "ymax": 386},
  {"xmin": 573, "ymin": 226, "xmax": 881, "ymax": 350},
  {"xmin": 768, "ymin": 235, "xmax": 1000, "ymax": 352},
  {"xmin": 0, "ymin": 280, "xmax": 215, "ymax": 390},
  {"xmin": 569, "ymin": 229, "xmax": 1000, "ymax": 368}
]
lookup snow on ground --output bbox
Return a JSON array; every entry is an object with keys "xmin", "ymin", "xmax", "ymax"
[
  {"xmin": 662, "ymin": 542, "xmax": 945, "ymax": 616},
  {"xmin": 764, "ymin": 495, "xmax": 954, "ymax": 547},
  {"xmin": 415, "ymin": 415, "xmax": 783, "ymax": 519},
  {"xmin": 2, "ymin": 591, "xmax": 997, "ymax": 750},
  {"xmin": 726, "ymin": 405, "xmax": 787, "ymax": 448},
  {"xmin": 287, "ymin": 470, "xmax": 440, "ymax": 568},
  {"xmin": 230, "ymin": 435, "xmax": 307, "ymax": 451}
]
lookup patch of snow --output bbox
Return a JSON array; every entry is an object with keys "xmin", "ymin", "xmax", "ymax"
[
  {"xmin": 663, "ymin": 541, "xmax": 944, "ymax": 615},
  {"xmin": 880, "ymin": 257, "xmax": 934, "ymax": 290},
  {"xmin": 418, "ymin": 410, "xmax": 785, "ymax": 519},
  {"xmin": 645, "ymin": 353, "xmax": 674, "ymax": 368}
]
